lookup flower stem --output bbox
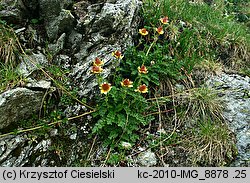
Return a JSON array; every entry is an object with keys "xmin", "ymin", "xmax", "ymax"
[{"xmin": 146, "ymin": 36, "xmax": 158, "ymax": 56}]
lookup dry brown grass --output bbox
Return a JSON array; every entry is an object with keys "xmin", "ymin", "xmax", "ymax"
[{"xmin": 0, "ymin": 23, "xmax": 20, "ymax": 65}]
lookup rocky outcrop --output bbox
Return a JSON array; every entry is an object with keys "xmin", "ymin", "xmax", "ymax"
[
  {"xmin": 207, "ymin": 73, "xmax": 250, "ymax": 166},
  {"xmin": 70, "ymin": 0, "xmax": 141, "ymax": 96},
  {"xmin": 18, "ymin": 52, "xmax": 48, "ymax": 77},
  {"xmin": 0, "ymin": 87, "xmax": 45, "ymax": 129},
  {"xmin": 0, "ymin": 0, "xmax": 142, "ymax": 166},
  {"xmin": 0, "ymin": 135, "xmax": 51, "ymax": 166},
  {"xmin": 0, "ymin": 0, "xmax": 25, "ymax": 24}
]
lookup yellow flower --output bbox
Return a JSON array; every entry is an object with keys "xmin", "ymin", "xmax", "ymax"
[
  {"xmin": 139, "ymin": 28, "xmax": 149, "ymax": 36},
  {"xmin": 135, "ymin": 84, "xmax": 148, "ymax": 93},
  {"xmin": 100, "ymin": 82, "xmax": 112, "ymax": 94},
  {"xmin": 156, "ymin": 26, "xmax": 164, "ymax": 34},
  {"xmin": 112, "ymin": 50, "xmax": 124, "ymax": 59},
  {"xmin": 160, "ymin": 16, "xmax": 169, "ymax": 24},
  {"xmin": 93, "ymin": 57, "xmax": 104, "ymax": 66},
  {"xmin": 91, "ymin": 66, "xmax": 103, "ymax": 74},
  {"xmin": 121, "ymin": 78, "xmax": 133, "ymax": 88},
  {"xmin": 138, "ymin": 65, "xmax": 148, "ymax": 74}
]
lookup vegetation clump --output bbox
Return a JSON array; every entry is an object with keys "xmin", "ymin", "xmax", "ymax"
[{"xmin": 0, "ymin": 0, "xmax": 249, "ymax": 166}]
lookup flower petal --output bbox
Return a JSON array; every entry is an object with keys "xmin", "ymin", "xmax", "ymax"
[
  {"xmin": 138, "ymin": 65, "xmax": 148, "ymax": 74},
  {"xmin": 139, "ymin": 28, "xmax": 149, "ymax": 36},
  {"xmin": 156, "ymin": 26, "xmax": 164, "ymax": 34},
  {"xmin": 112, "ymin": 50, "xmax": 124, "ymax": 59},
  {"xmin": 93, "ymin": 57, "xmax": 104, "ymax": 66},
  {"xmin": 136, "ymin": 84, "xmax": 148, "ymax": 93},
  {"xmin": 121, "ymin": 78, "xmax": 133, "ymax": 87},
  {"xmin": 91, "ymin": 66, "xmax": 103, "ymax": 74},
  {"xmin": 100, "ymin": 82, "xmax": 112, "ymax": 94},
  {"xmin": 160, "ymin": 16, "xmax": 169, "ymax": 24}
]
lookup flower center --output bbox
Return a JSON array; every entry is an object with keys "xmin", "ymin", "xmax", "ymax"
[
  {"xmin": 95, "ymin": 57, "xmax": 101, "ymax": 64},
  {"xmin": 139, "ymin": 85, "xmax": 146, "ymax": 91},
  {"xmin": 123, "ymin": 79, "xmax": 130, "ymax": 85},
  {"xmin": 115, "ymin": 51, "xmax": 121, "ymax": 57},
  {"xmin": 157, "ymin": 27, "xmax": 163, "ymax": 32},
  {"xmin": 140, "ymin": 65, "xmax": 147, "ymax": 72},
  {"xmin": 93, "ymin": 66, "xmax": 100, "ymax": 72},
  {"xmin": 142, "ymin": 28, "xmax": 147, "ymax": 33},
  {"xmin": 163, "ymin": 17, "xmax": 168, "ymax": 22},
  {"xmin": 102, "ymin": 83, "xmax": 110, "ymax": 91}
]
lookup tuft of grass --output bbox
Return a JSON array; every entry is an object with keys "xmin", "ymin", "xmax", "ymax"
[
  {"xmin": 183, "ymin": 119, "xmax": 237, "ymax": 166},
  {"xmin": 176, "ymin": 87, "xmax": 224, "ymax": 123},
  {"xmin": 0, "ymin": 63, "xmax": 24, "ymax": 92},
  {"xmin": 240, "ymin": 68, "xmax": 250, "ymax": 77},
  {"xmin": 0, "ymin": 20, "xmax": 20, "ymax": 66},
  {"xmin": 0, "ymin": 19, "xmax": 25, "ymax": 92},
  {"xmin": 193, "ymin": 59, "xmax": 223, "ymax": 84}
]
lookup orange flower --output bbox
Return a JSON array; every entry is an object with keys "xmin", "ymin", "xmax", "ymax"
[
  {"xmin": 93, "ymin": 57, "xmax": 104, "ymax": 66},
  {"xmin": 160, "ymin": 16, "xmax": 169, "ymax": 24},
  {"xmin": 135, "ymin": 84, "xmax": 148, "ymax": 93},
  {"xmin": 112, "ymin": 50, "xmax": 124, "ymax": 59},
  {"xmin": 138, "ymin": 65, "xmax": 148, "ymax": 74},
  {"xmin": 156, "ymin": 26, "xmax": 164, "ymax": 34},
  {"xmin": 91, "ymin": 66, "xmax": 103, "ymax": 74},
  {"xmin": 139, "ymin": 28, "xmax": 149, "ymax": 36},
  {"xmin": 121, "ymin": 78, "xmax": 133, "ymax": 88},
  {"xmin": 100, "ymin": 82, "xmax": 112, "ymax": 94}
]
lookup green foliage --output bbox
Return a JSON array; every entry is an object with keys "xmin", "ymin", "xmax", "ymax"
[
  {"xmin": 225, "ymin": 0, "xmax": 250, "ymax": 24},
  {"xmin": 240, "ymin": 68, "xmax": 250, "ymax": 77},
  {"xmin": 143, "ymin": 0, "xmax": 249, "ymax": 70},
  {"xmin": 30, "ymin": 18, "xmax": 39, "ymax": 25},
  {"xmin": 1, "ymin": 0, "xmax": 248, "ymax": 167},
  {"xmin": 147, "ymin": 131, "xmax": 180, "ymax": 149},
  {"xmin": 0, "ymin": 18, "xmax": 25, "ymax": 92},
  {"xmin": 122, "ymin": 45, "xmax": 185, "ymax": 85},
  {"xmin": 92, "ymin": 86, "xmax": 154, "ymax": 147},
  {"xmin": 107, "ymin": 153, "xmax": 125, "ymax": 166},
  {"xmin": 0, "ymin": 62, "xmax": 24, "ymax": 92},
  {"xmin": 60, "ymin": 89, "xmax": 79, "ymax": 106},
  {"xmin": 46, "ymin": 64, "xmax": 70, "ymax": 80}
]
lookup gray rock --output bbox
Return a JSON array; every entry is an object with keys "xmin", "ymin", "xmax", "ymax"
[
  {"xmin": 46, "ymin": 9, "xmax": 75, "ymax": 41},
  {"xmin": 25, "ymin": 25, "xmax": 43, "ymax": 46},
  {"xmin": 39, "ymin": 0, "xmax": 72, "ymax": 20},
  {"xmin": 72, "ymin": 0, "xmax": 90, "ymax": 23},
  {"xmin": 18, "ymin": 52, "xmax": 48, "ymax": 77},
  {"xmin": 206, "ymin": 73, "xmax": 250, "ymax": 166},
  {"xmin": 70, "ymin": 133, "xmax": 77, "ymax": 140},
  {"xmin": 137, "ymin": 150, "xmax": 157, "ymax": 167},
  {"xmin": 49, "ymin": 129, "xmax": 58, "ymax": 137},
  {"xmin": 0, "ymin": 0, "xmax": 143, "ymax": 167},
  {"xmin": 70, "ymin": 0, "xmax": 142, "ymax": 97},
  {"xmin": 0, "ymin": 0, "xmax": 25, "ymax": 23},
  {"xmin": 26, "ymin": 80, "xmax": 51, "ymax": 90},
  {"xmin": 68, "ymin": 30, "xmax": 83, "ymax": 52},
  {"xmin": 0, "ymin": 87, "xmax": 44, "ymax": 129},
  {"xmin": 14, "ymin": 27, "xmax": 26, "ymax": 34},
  {"xmin": 38, "ymin": 0, "xmax": 74, "ymax": 41},
  {"xmin": 54, "ymin": 54, "xmax": 71, "ymax": 70},
  {"xmin": 48, "ymin": 33, "xmax": 66, "ymax": 56},
  {"xmin": 0, "ymin": 135, "xmax": 51, "ymax": 166}
]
